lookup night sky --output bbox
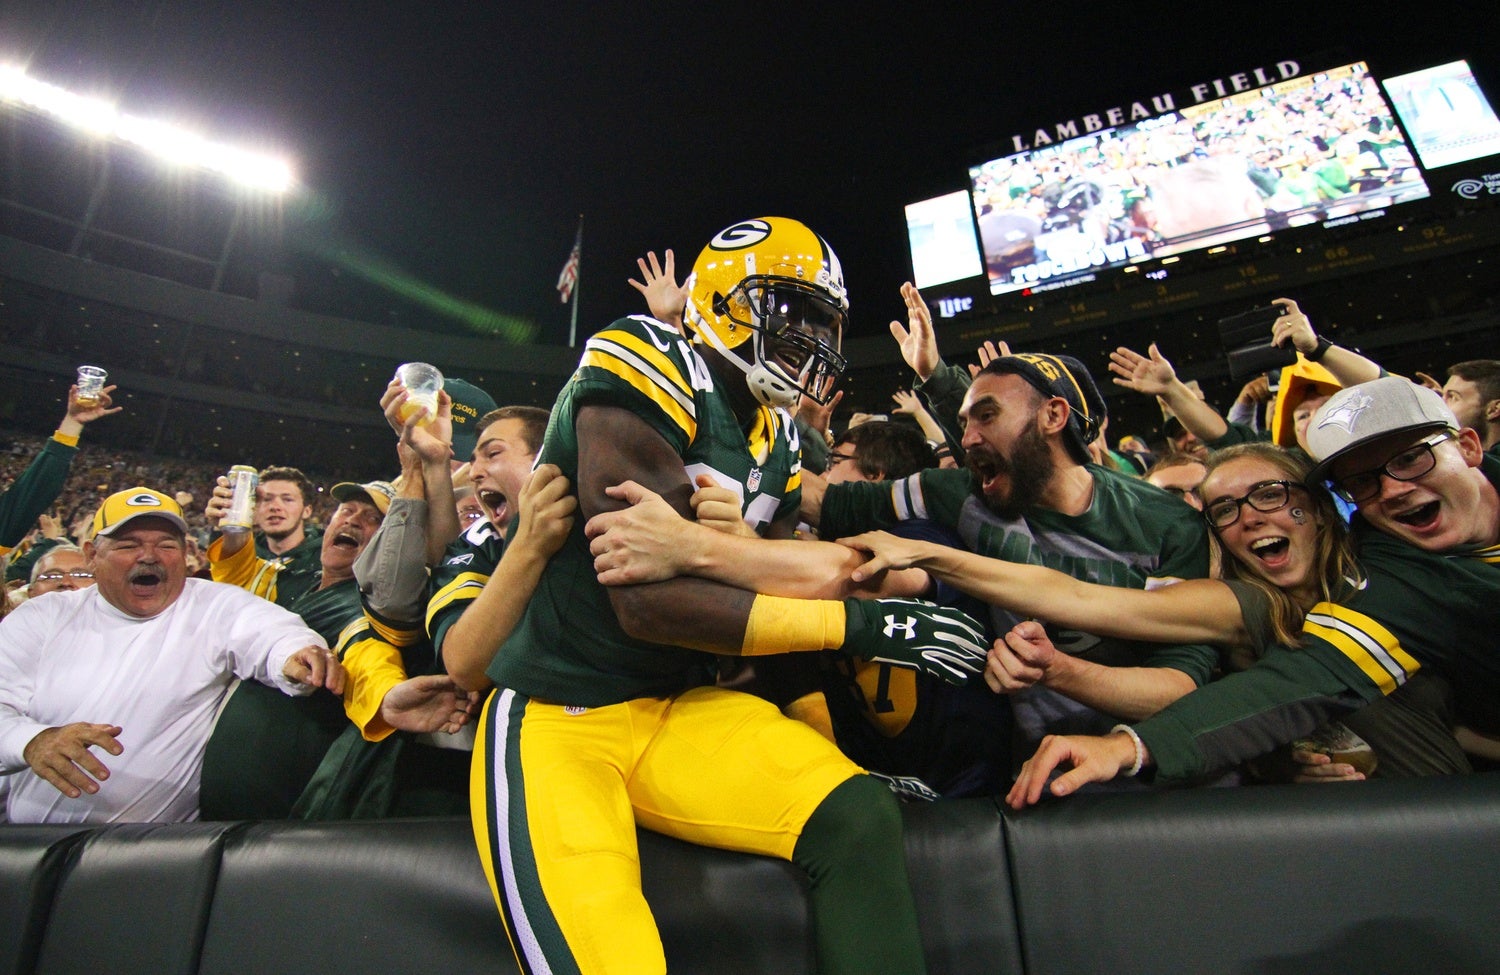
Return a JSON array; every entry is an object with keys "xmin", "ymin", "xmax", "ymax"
[{"xmin": 0, "ymin": 1, "xmax": 1484, "ymax": 347}]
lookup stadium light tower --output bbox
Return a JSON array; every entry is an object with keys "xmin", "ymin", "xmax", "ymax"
[{"xmin": 0, "ymin": 63, "xmax": 295, "ymax": 193}]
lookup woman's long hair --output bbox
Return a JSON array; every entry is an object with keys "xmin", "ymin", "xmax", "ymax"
[{"xmin": 1199, "ymin": 442, "xmax": 1364, "ymax": 647}]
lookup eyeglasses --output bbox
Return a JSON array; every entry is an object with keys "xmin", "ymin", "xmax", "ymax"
[
  {"xmin": 1204, "ymin": 480, "xmax": 1304, "ymax": 529},
  {"xmin": 35, "ymin": 570, "xmax": 94, "ymax": 583},
  {"xmin": 1332, "ymin": 432, "xmax": 1453, "ymax": 503}
]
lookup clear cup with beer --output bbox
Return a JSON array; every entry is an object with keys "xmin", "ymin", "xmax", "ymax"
[
  {"xmin": 394, "ymin": 362, "xmax": 444, "ymax": 425},
  {"xmin": 75, "ymin": 365, "xmax": 108, "ymax": 407}
]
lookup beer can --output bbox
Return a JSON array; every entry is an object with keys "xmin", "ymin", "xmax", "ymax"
[{"xmin": 222, "ymin": 465, "xmax": 259, "ymax": 533}]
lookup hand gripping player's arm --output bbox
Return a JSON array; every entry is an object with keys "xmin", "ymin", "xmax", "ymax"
[{"xmin": 579, "ymin": 404, "xmax": 987, "ymax": 684}]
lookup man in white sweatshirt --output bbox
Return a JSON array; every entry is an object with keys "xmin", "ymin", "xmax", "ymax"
[{"xmin": 0, "ymin": 487, "xmax": 341, "ymax": 823}]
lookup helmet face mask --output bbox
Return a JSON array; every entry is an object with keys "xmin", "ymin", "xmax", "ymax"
[{"xmin": 687, "ymin": 217, "xmax": 849, "ymax": 410}]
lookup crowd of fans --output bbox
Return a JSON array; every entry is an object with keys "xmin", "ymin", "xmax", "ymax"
[
  {"xmin": 0, "ymin": 256, "xmax": 1494, "ymax": 822},
  {"xmin": 1, "ymin": 225, "xmax": 1498, "ymax": 971}
]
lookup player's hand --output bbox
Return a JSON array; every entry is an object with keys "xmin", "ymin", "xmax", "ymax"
[
  {"xmin": 628, "ymin": 250, "xmax": 688, "ymax": 332},
  {"xmin": 689, "ymin": 474, "xmax": 756, "ymax": 538},
  {"xmin": 282, "ymin": 646, "xmax": 345, "ymax": 695},
  {"xmin": 379, "ymin": 674, "xmax": 480, "ymax": 735},
  {"xmin": 1236, "ymin": 375, "xmax": 1273, "ymax": 407},
  {"xmin": 889, "ymin": 282, "xmax": 940, "ymax": 381},
  {"xmin": 587, "ymin": 480, "xmax": 696, "ymax": 585},
  {"xmin": 22, "ymin": 722, "xmax": 124, "ymax": 799},
  {"xmin": 1287, "ymin": 747, "xmax": 1366, "ymax": 783},
  {"xmin": 985, "ymin": 620, "xmax": 1057, "ymax": 693},
  {"xmin": 37, "ymin": 512, "xmax": 64, "ymax": 540},
  {"xmin": 380, "ymin": 378, "xmax": 453, "ymax": 465},
  {"xmin": 511, "ymin": 464, "xmax": 577, "ymax": 559},
  {"xmin": 841, "ymin": 597, "xmax": 987, "ymax": 684},
  {"xmin": 890, "ymin": 389, "xmax": 923, "ymax": 416},
  {"xmin": 798, "ymin": 467, "xmax": 828, "ymax": 528},
  {"xmin": 840, "ymin": 530, "xmax": 934, "ymax": 583},
  {"xmin": 1108, "ymin": 343, "xmax": 1176, "ymax": 396}
]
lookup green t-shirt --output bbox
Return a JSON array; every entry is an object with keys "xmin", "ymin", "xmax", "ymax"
[{"xmin": 821, "ymin": 464, "xmax": 1217, "ymax": 745}]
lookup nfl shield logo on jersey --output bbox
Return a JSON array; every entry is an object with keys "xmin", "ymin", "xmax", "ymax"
[{"xmin": 747, "ymin": 468, "xmax": 762, "ymax": 492}]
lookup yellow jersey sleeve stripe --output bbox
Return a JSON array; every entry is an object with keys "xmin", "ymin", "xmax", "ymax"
[
  {"xmin": 364, "ymin": 610, "xmax": 423, "ymax": 647},
  {"xmin": 1303, "ymin": 601, "xmax": 1421, "ymax": 695},
  {"xmin": 589, "ymin": 327, "xmax": 693, "ymax": 398},
  {"xmin": 582, "ymin": 334, "xmax": 697, "ymax": 441},
  {"xmin": 424, "ymin": 570, "xmax": 492, "ymax": 635},
  {"xmin": 208, "ymin": 536, "xmax": 278, "ymax": 602}
]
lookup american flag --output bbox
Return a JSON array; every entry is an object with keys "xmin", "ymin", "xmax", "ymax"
[{"xmin": 556, "ymin": 224, "xmax": 581, "ymax": 304}]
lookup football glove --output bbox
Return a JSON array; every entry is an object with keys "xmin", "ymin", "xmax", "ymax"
[{"xmin": 841, "ymin": 597, "xmax": 987, "ymax": 685}]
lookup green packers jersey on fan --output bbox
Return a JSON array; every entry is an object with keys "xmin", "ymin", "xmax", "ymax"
[
  {"xmin": 486, "ymin": 315, "xmax": 804, "ymax": 707},
  {"xmin": 426, "ymin": 516, "xmax": 508, "ymax": 659},
  {"xmin": 1138, "ymin": 455, "xmax": 1500, "ymax": 780},
  {"xmin": 820, "ymin": 464, "xmax": 1217, "ymax": 747}
]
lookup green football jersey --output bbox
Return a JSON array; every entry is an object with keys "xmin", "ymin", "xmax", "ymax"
[
  {"xmin": 486, "ymin": 315, "xmax": 803, "ymax": 707},
  {"xmin": 1139, "ymin": 455, "xmax": 1500, "ymax": 779},
  {"xmin": 822, "ymin": 464, "xmax": 1215, "ymax": 677},
  {"xmin": 427, "ymin": 515, "xmax": 508, "ymax": 662},
  {"xmin": 821, "ymin": 464, "xmax": 1217, "ymax": 746}
]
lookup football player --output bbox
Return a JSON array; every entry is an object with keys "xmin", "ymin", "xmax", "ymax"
[{"xmin": 467, "ymin": 217, "xmax": 986, "ymax": 974}]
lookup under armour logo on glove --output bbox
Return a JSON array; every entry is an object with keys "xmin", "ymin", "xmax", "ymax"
[
  {"xmin": 841, "ymin": 597, "xmax": 988, "ymax": 685},
  {"xmin": 882, "ymin": 616, "xmax": 917, "ymax": 639}
]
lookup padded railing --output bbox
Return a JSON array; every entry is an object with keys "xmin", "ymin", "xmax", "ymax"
[{"xmin": 3, "ymin": 776, "xmax": 1497, "ymax": 975}]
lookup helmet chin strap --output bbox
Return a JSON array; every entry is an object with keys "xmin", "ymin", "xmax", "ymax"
[{"xmin": 746, "ymin": 362, "xmax": 799, "ymax": 409}]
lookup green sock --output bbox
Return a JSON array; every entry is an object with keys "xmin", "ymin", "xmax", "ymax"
[{"xmin": 792, "ymin": 774, "xmax": 928, "ymax": 975}]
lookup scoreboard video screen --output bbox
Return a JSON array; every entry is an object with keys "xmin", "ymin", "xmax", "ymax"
[{"xmin": 967, "ymin": 62, "xmax": 1430, "ymax": 297}]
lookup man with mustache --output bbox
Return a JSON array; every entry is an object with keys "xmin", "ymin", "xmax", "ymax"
[
  {"xmin": 807, "ymin": 349, "xmax": 1217, "ymax": 778},
  {"xmin": 0, "ymin": 488, "xmax": 338, "ymax": 823}
]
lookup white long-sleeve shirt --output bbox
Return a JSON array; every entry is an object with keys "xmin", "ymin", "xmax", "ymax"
[{"xmin": 0, "ymin": 578, "xmax": 326, "ymax": 823}]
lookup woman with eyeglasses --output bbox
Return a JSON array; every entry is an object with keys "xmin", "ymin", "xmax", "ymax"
[{"xmin": 843, "ymin": 440, "xmax": 1470, "ymax": 779}]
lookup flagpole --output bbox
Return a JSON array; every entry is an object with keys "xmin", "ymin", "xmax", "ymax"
[{"xmin": 567, "ymin": 215, "xmax": 583, "ymax": 347}]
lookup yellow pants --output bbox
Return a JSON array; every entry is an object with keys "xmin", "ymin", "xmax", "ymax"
[{"xmin": 471, "ymin": 684, "xmax": 862, "ymax": 975}]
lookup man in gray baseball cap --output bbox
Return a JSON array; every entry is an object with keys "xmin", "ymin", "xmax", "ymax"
[
  {"xmin": 1006, "ymin": 375, "xmax": 1500, "ymax": 803},
  {"xmin": 1308, "ymin": 375, "xmax": 1496, "ymax": 554}
]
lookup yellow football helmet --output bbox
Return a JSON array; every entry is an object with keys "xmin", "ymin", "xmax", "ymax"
[{"xmin": 685, "ymin": 217, "xmax": 849, "ymax": 409}]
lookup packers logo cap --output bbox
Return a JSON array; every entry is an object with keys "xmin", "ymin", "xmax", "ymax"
[{"xmin": 92, "ymin": 487, "xmax": 189, "ymax": 538}]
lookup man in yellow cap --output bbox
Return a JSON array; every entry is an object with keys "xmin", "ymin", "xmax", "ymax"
[{"xmin": 0, "ymin": 488, "xmax": 340, "ymax": 823}]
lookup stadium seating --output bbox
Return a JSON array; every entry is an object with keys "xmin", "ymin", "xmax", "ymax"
[{"xmin": 3, "ymin": 774, "xmax": 1497, "ymax": 975}]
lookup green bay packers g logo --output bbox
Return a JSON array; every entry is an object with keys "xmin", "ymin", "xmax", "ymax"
[{"xmin": 710, "ymin": 219, "xmax": 772, "ymax": 251}]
